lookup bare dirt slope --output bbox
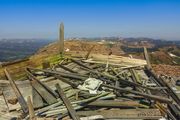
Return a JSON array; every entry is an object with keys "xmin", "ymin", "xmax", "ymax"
[
  {"xmin": 152, "ymin": 64, "xmax": 180, "ymax": 77},
  {"xmin": 37, "ymin": 40, "xmax": 124, "ymax": 55}
]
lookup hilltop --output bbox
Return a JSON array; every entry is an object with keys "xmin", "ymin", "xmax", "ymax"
[
  {"xmin": 0, "ymin": 38, "xmax": 179, "ymax": 80},
  {"xmin": 36, "ymin": 39, "xmax": 180, "ymax": 77}
]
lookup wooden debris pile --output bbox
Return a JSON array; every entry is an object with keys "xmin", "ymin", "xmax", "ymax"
[{"xmin": 0, "ymin": 53, "xmax": 180, "ymax": 120}]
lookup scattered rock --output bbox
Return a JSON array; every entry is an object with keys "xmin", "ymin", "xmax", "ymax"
[{"xmin": 8, "ymin": 98, "xmax": 18, "ymax": 105}]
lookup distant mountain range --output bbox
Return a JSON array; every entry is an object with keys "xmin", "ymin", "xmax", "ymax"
[{"xmin": 72, "ymin": 37, "xmax": 180, "ymax": 42}]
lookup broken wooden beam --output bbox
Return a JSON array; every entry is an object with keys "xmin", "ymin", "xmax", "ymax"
[
  {"xmin": 85, "ymin": 45, "xmax": 95, "ymax": 60},
  {"xmin": 58, "ymin": 64, "xmax": 77, "ymax": 73},
  {"xmin": 35, "ymin": 90, "xmax": 77, "ymax": 114},
  {"xmin": 130, "ymin": 69, "xmax": 141, "ymax": 83},
  {"xmin": 26, "ymin": 69, "xmax": 58, "ymax": 98},
  {"xmin": 27, "ymin": 96, "xmax": 36, "ymax": 120},
  {"xmin": 102, "ymin": 84, "xmax": 172, "ymax": 103},
  {"xmin": 26, "ymin": 69, "xmax": 58, "ymax": 105},
  {"xmin": 144, "ymin": 67, "xmax": 180, "ymax": 106},
  {"xmin": 30, "ymin": 80, "xmax": 57, "ymax": 105},
  {"xmin": 4, "ymin": 68, "xmax": 28, "ymax": 114},
  {"xmin": 32, "ymin": 87, "xmax": 45, "ymax": 109},
  {"xmin": 143, "ymin": 47, "xmax": 152, "ymax": 69},
  {"xmin": 55, "ymin": 83, "xmax": 80, "ymax": 120},
  {"xmin": 55, "ymin": 75, "xmax": 79, "ymax": 88},
  {"xmin": 71, "ymin": 59, "xmax": 92, "ymax": 70},
  {"xmin": 42, "ymin": 92, "xmax": 110, "ymax": 117}
]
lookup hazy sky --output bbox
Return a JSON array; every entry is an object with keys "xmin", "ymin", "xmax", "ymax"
[{"xmin": 0, "ymin": 0, "xmax": 180, "ymax": 40}]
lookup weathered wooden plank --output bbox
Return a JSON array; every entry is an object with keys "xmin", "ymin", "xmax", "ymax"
[
  {"xmin": 81, "ymin": 66, "xmax": 162, "ymax": 91},
  {"xmin": 32, "ymin": 87, "xmax": 44, "ymax": 109},
  {"xmin": 71, "ymin": 59, "xmax": 92, "ymax": 69},
  {"xmin": 26, "ymin": 69, "xmax": 58, "ymax": 98},
  {"xmin": 80, "ymin": 115, "xmax": 104, "ymax": 120},
  {"xmin": 83, "ymin": 54, "xmax": 147, "ymax": 66},
  {"xmin": 143, "ymin": 47, "xmax": 152, "ymax": 69},
  {"xmin": 102, "ymin": 84, "xmax": 172, "ymax": 103},
  {"xmin": 76, "ymin": 109, "xmax": 162, "ymax": 119},
  {"xmin": 55, "ymin": 75, "xmax": 79, "ymax": 88},
  {"xmin": 30, "ymin": 80, "xmax": 57, "ymax": 105},
  {"xmin": 27, "ymin": 67, "xmax": 87, "ymax": 81},
  {"xmin": 58, "ymin": 64, "xmax": 77, "ymax": 73},
  {"xmin": 27, "ymin": 96, "xmax": 36, "ymax": 120},
  {"xmin": 130, "ymin": 69, "xmax": 141, "ymax": 83},
  {"xmin": 145, "ymin": 67, "xmax": 180, "ymax": 106},
  {"xmin": 87, "ymin": 100, "xmax": 148, "ymax": 108},
  {"xmin": 43, "ymin": 92, "xmax": 110, "ymax": 117},
  {"xmin": 4, "ymin": 69, "xmax": 28, "ymax": 114},
  {"xmin": 55, "ymin": 83, "xmax": 80, "ymax": 120},
  {"xmin": 35, "ymin": 90, "xmax": 77, "ymax": 114},
  {"xmin": 168, "ymin": 104, "xmax": 180, "ymax": 120}
]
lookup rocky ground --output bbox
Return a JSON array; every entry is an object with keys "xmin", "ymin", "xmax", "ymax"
[{"xmin": 152, "ymin": 64, "xmax": 180, "ymax": 78}]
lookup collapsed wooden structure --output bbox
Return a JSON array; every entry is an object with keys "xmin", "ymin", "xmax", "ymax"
[{"xmin": 0, "ymin": 51, "xmax": 180, "ymax": 120}]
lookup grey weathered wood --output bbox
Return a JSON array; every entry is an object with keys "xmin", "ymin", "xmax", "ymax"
[
  {"xmin": 26, "ymin": 69, "xmax": 58, "ymax": 98},
  {"xmin": 58, "ymin": 64, "xmax": 77, "ymax": 73},
  {"xmin": 102, "ymin": 84, "xmax": 172, "ymax": 103},
  {"xmin": 145, "ymin": 67, "xmax": 180, "ymax": 106},
  {"xmin": 30, "ymin": 80, "xmax": 57, "ymax": 105},
  {"xmin": 71, "ymin": 59, "xmax": 92, "ymax": 69},
  {"xmin": 87, "ymin": 100, "xmax": 148, "ymax": 108},
  {"xmin": 55, "ymin": 75, "xmax": 79, "ymax": 88},
  {"xmin": 32, "ymin": 87, "xmax": 44, "ymax": 109},
  {"xmin": 4, "ymin": 69, "xmax": 28, "ymax": 114},
  {"xmin": 145, "ymin": 67, "xmax": 180, "ymax": 119},
  {"xmin": 27, "ymin": 67, "xmax": 87, "ymax": 80},
  {"xmin": 76, "ymin": 109, "xmax": 162, "ymax": 119},
  {"xmin": 81, "ymin": 66, "xmax": 159, "ymax": 91},
  {"xmin": 35, "ymin": 90, "xmax": 77, "ymax": 114},
  {"xmin": 155, "ymin": 101, "xmax": 176, "ymax": 120},
  {"xmin": 55, "ymin": 83, "xmax": 80, "ymax": 120},
  {"xmin": 143, "ymin": 47, "xmax": 152, "ymax": 69},
  {"xmin": 42, "ymin": 92, "xmax": 109, "ymax": 117}
]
